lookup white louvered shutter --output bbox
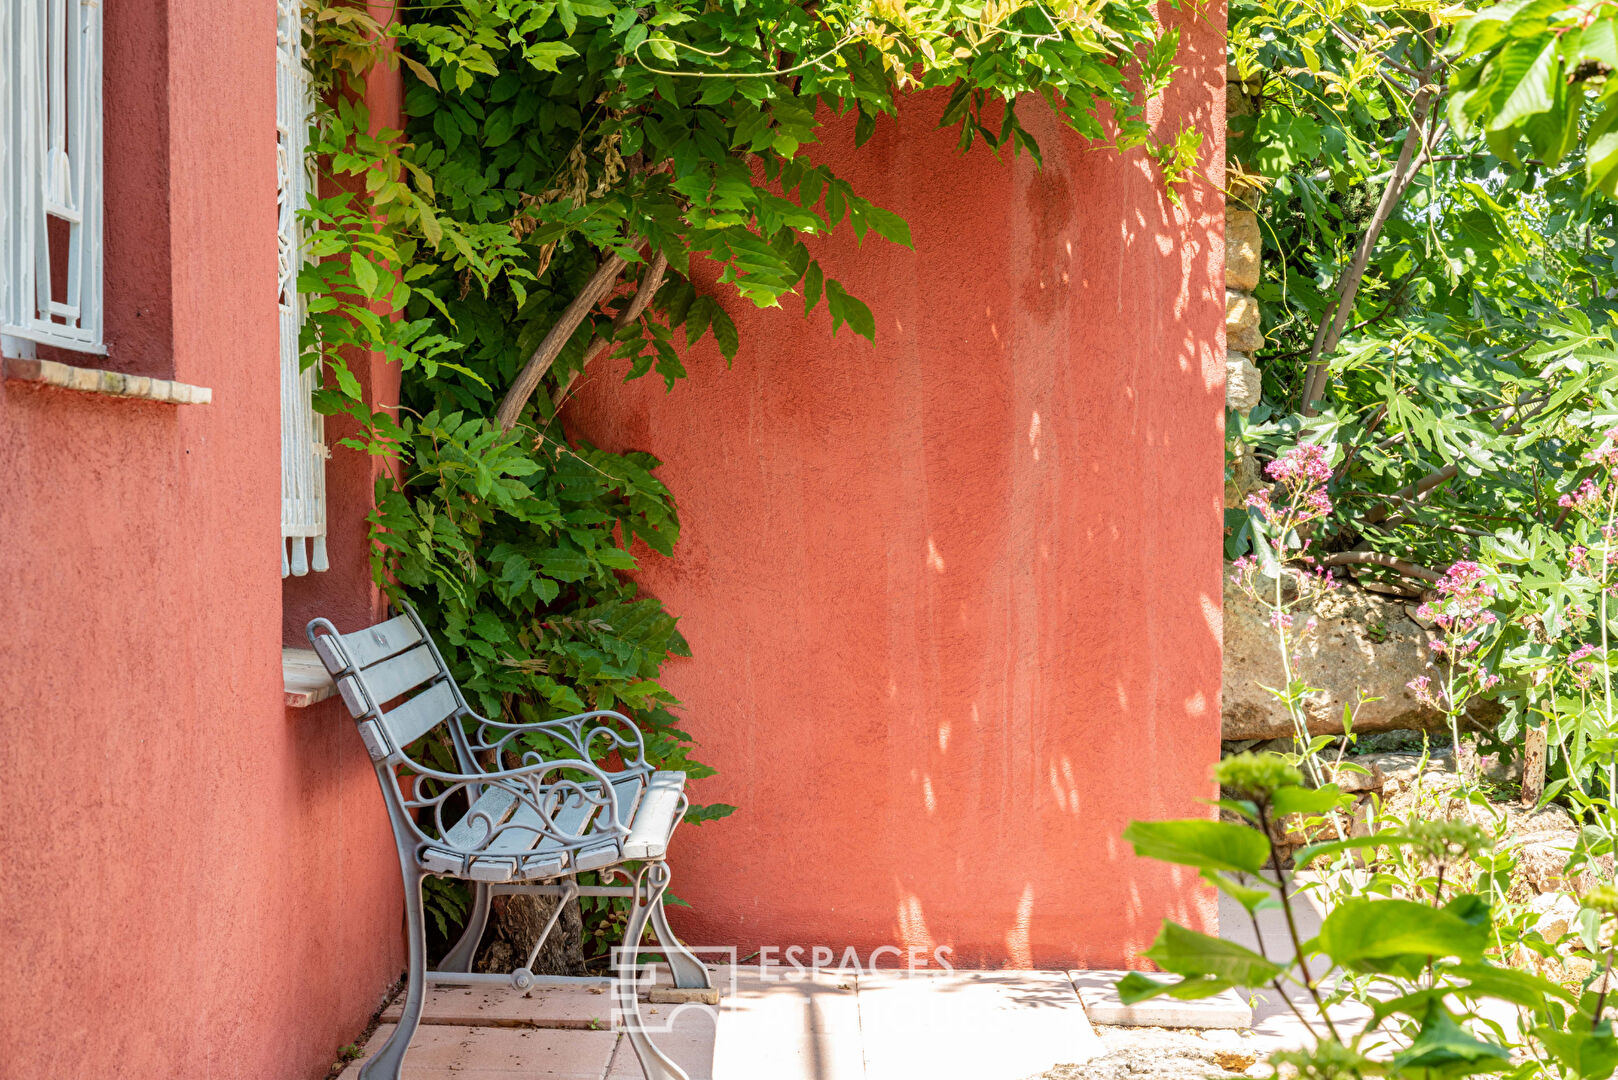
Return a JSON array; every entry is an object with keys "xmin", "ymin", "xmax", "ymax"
[
  {"xmin": 1, "ymin": 0, "xmax": 104, "ymax": 356},
  {"xmin": 278, "ymin": 0, "xmax": 328, "ymax": 577}
]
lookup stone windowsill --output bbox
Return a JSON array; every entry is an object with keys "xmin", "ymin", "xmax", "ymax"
[
  {"xmin": 3, "ymin": 355, "xmax": 213, "ymax": 405},
  {"xmin": 284, "ymin": 647, "xmax": 336, "ymax": 708}
]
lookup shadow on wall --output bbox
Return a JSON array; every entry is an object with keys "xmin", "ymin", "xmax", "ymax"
[{"xmin": 562, "ymin": 2, "xmax": 1227, "ymax": 970}]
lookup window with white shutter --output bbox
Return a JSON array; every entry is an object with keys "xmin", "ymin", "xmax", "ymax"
[
  {"xmin": 278, "ymin": 0, "xmax": 328, "ymax": 577},
  {"xmin": 1, "ymin": 0, "xmax": 104, "ymax": 357}
]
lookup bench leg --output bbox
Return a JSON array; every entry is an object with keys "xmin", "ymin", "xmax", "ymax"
[
  {"xmin": 616, "ymin": 861, "xmax": 691, "ymax": 1080},
  {"xmin": 650, "ymin": 893, "xmax": 711, "ymax": 990},
  {"xmin": 361, "ymin": 870, "xmax": 427, "ymax": 1080},
  {"xmin": 438, "ymin": 881, "xmax": 490, "ymax": 973}
]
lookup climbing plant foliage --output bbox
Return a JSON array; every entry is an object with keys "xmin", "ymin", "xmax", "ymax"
[{"xmin": 299, "ymin": 0, "xmax": 1195, "ymax": 938}]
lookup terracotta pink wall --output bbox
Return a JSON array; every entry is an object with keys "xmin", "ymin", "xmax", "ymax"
[
  {"xmin": 0, "ymin": 4, "xmax": 401, "ymax": 1078},
  {"xmin": 566, "ymin": 10, "xmax": 1227, "ymax": 968}
]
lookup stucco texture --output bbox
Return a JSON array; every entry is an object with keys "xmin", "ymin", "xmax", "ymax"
[
  {"xmin": 0, "ymin": 3, "xmax": 402, "ymax": 1078},
  {"xmin": 564, "ymin": 14, "xmax": 1227, "ymax": 968}
]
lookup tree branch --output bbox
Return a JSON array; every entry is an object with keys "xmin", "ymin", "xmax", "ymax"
[
  {"xmin": 1360, "ymin": 463, "xmax": 1459, "ymax": 525},
  {"xmin": 495, "ymin": 251, "xmax": 629, "ymax": 432},
  {"xmin": 1318, "ymin": 551, "xmax": 1442, "ymax": 583},
  {"xmin": 1300, "ymin": 63, "xmax": 1441, "ymax": 415},
  {"xmin": 551, "ymin": 250, "xmax": 670, "ymax": 413},
  {"xmin": 1360, "ymin": 394, "xmax": 1548, "ymax": 525}
]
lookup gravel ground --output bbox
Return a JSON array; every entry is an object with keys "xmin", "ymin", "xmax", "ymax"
[{"xmin": 1029, "ymin": 1025, "xmax": 1265, "ymax": 1079}]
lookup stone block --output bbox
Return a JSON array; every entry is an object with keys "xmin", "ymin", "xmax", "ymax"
[
  {"xmin": 1226, "ymin": 209, "xmax": 1261, "ymax": 291},
  {"xmin": 1227, "ymin": 291, "xmax": 1264, "ymax": 353},
  {"xmin": 1071, "ymin": 971, "xmax": 1253, "ymax": 1029},
  {"xmin": 1224, "ymin": 440, "xmax": 1262, "ymax": 509},
  {"xmin": 648, "ymin": 986, "xmax": 721, "ymax": 1005},
  {"xmin": 1226, "ymin": 351, "xmax": 1262, "ymax": 413}
]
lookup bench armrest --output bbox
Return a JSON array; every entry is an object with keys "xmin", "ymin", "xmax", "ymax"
[
  {"xmin": 400, "ymin": 755, "xmax": 635, "ymax": 859},
  {"xmin": 466, "ymin": 708, "xmax": 648, "ymax": 772}
]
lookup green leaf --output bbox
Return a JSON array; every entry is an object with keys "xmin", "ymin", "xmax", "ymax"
[
  {"xmin": 1319, "ymin": 898, "xmax": 1490, "ymax": 969},
  {"xmin": 710, "ymin": 305, "xmax": 739, "ymax": 362},
  {"xmin": 1448, "ymin": 962, "xmax": 1576, "ymax": 1008},
  {"xmin": 802, "ymin": 261, "xmax": 824, "ymax": 315},
  {"xmin": 1487, "ymin": 38, "xmax": 1558, "ymax": 131},
  {"xmin": 1201, "ymin": 870, "xmax": 1279, "ymax": 912},
  {"xmin": 862, "ymin": 205, "xmax": 913, "ymax": 248},
  {"xmin": 1143, "ymin": 921, "xmax": 1284, "ymax": 986},
  {"xmin": 1390, "ymin": 1001, "xmax": 1511, "ymax": 1076},
  {"xmin": 825, "ymin": 280, "xmax": 875, "ymax": 342},
  {"xmin": 1539, "ymin": 1023, "xmax": 1618, "ymax": 1078},
  {"xmin": 350, "ymin": 254, "xmax": 380, "ymax": 297},
  {"xmin": 1294, "ymin": 833, "xmax": 1420, "ymax": 869},
  {"xmin": 1270, "ymin": 783, "xmax": 1348, "ymax": 817},
  {"xmin": 1115, "ymin": 971, "xmax": 1235, "ymax": 1004},
  {"xmin": 1121, "ymin": 819, "xmax": 1271, "ymax": 875},
  {"xmin": 1250, "ymin": 112, "xmax": 1321, "ymax": 175}
]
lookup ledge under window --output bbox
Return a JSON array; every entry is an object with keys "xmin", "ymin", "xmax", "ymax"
[
  {"xmin": 3, "ymin": 356, "xmax": 213, "ymax": 405},
  {"xmin": 284, "ymin": 647, "xmax": 336, "ymax": 708}
]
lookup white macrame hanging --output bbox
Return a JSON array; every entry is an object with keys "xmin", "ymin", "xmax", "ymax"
[{"xmin": 277, "ymin": 0, "xmax": 328, "ymax": 577}]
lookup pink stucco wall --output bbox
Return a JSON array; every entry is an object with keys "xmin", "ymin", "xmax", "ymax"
[
  {"xmin": 565, "ymin": 10, "xmax": 1227, "ymax": 968},
  {"xmin": 0, "ymin": 4, "xmax": 402, "ymax": 1078},
  {"xmin": 1, "ymin": 5, "xmax": 1224, "ymax": 1075}
]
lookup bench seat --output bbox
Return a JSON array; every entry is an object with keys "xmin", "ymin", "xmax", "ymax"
[{"xmin": 420, "ymin": 770, "xmax": 687, "ymax": 883}]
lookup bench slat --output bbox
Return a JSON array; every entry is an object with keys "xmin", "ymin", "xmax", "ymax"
[
  {"xmin": 486, "ymin": 791, "xmax": 595, "ymax": 859},
  {"xmin": 623, "ymin": 771, "xmax": 685, "ymax": 860},
  {"xmin": 441, "ymin": 784, "xmax": 519, "ymax": 852},
  {"xmin": 360, "ymin": 643, "xmax": 441, "ymax": 706},
  {"xmin": 318, "ymin": 613, "xmax": 423, "ymax": 672},
  {"xmin": 418, "ymin": 773, "xmax": 662, "ymax": 881},
  {"xmin": 383, "ymin": 681, "xmax": 460, "ymax": 750},
  {"xmin": 609, "ymin": 774, "xmax": 645, "ymax": 832}
]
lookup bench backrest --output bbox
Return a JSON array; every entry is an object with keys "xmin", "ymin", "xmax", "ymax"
[{"xmin": 307, "ymin": 605, "xmax": 464, "ymax": 763}]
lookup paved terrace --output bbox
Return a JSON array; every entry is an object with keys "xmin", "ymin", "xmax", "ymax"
[{"xmin": 336, "ymin": 897, "xmax": 1369, "ymax": 1079}]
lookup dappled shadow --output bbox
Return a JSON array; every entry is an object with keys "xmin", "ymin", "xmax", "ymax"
[{"xmin": 561, "ymin": 0, "xmax": 1229, "ymax": 977}]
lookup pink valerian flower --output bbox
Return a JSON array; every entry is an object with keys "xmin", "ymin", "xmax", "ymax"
[
  {"xmin": 1571, "ymin": 546, "xmax": 1590, "ymax": 573},
  {"xmin": 1570, "ymin": 643, "xmax": 1602, "ymax": 691},
  {"xmin": 1407, "ymin": 675, "xmax": 1441, "ymax": 709},
  {"xmin": 1248, "ymin": 444, "xmax": 1336, "ymax": 532},
  {"xmin": 1422, "ymin": 560, "xmax": 1497, "ymax": 635},
  {"xmin": 1266, "ymin": 443, "xmax": 1333, "ymax": 487},
  {"xmin": 1438, "ymin": 561, "xmax": 1491, "ymax": 597},
  {"xmin": 1269, "ymin": 610, "xmax": 1295, "ymax": 630},
  {"xmin": 1559, "ymin": 478, "xmax": 1604, "ymax": 514},
  {"xmin": 1590, "ymin": 427, "xmax": 1618, "ymax": 467}
]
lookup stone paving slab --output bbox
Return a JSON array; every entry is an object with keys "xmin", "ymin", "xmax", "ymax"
[
  {"xmin": 379, "ymin": 982, "xmax": 615, "ymax": 1029},
  {"xmin": 710, "ymin": 966, "xmax": 867, "ymax": 1080},
  {"xmin": 1068, "ymin": 970, "xmax": 1253, "ymax": 1029},
  {"xmin": 857, "ymin": 970, "xmax": 1102, "ymax": 1080},
  {"xmin": 338, "ymin": 1024, "xmax": 618, "ymax": 1079},
  {"xmin": 607, "ymin": 1005, "xmax": 718, "ymax": 1079}
]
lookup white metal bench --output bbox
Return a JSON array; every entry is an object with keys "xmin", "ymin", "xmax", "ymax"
[{"xmin": 308, "ymin": 604, "xmax": 711, "ymax": 1080}]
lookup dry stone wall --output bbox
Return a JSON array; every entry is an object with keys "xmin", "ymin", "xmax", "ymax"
[{"xmin": 1224, "ymin": 66, "xmax": 1265, "ymax": 507}]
